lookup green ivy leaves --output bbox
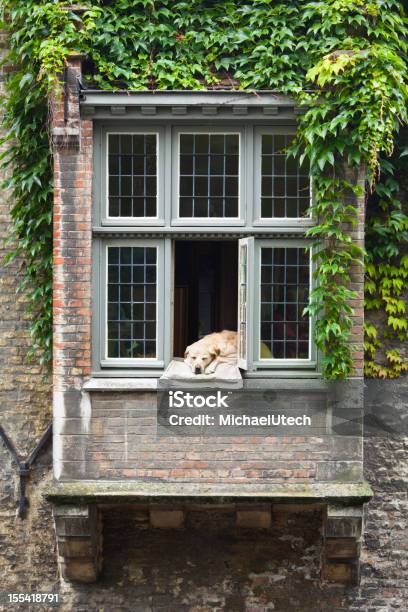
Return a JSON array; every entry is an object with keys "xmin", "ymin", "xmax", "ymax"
[{"xmin": 365, "ymin": 137, "xmax": 408, "ymax": 377}]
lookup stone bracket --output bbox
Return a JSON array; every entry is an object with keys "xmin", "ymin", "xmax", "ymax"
[
  {"xmin": 236, "ymin": 505, "xmax": 272, "ymax": 529},
  {"xmin": 50, "ymin": 499, "xmax": 368, "ymax": 584},
  {"xmin": 321, "ymin": 503, "xmax": 363, "ymax": 585},
  {"xmin": 53, "ymin": 504, "xmax": 103, "ymax": 583},
  {"xmin": 52, "ymin": 126, "xmax": 80, "ymax": 151},
  {"xmin": 150, "ymin": 508, "xmax": 185, "ymax": 528}
]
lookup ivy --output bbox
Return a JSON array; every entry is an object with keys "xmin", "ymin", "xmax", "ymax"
[
  {"xmin": 0, "ymin": 60, "xmax": 53, "ymax": 365},
  {"xmin": 0, "ymin": 0, "xmax": 407, "ymax": 378},
  {"xmin": 364, "ymin": 134, "xmax": 408, "ymax": 377}
]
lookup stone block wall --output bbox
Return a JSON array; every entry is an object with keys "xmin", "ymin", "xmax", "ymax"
[
  {"xmin": 0, "ymin": 28, "xmax": 54, "ymax": 596},
  {"xmin": 0, "ymin": 32, "xmax": 51, "ymax": 459},
  {"xmin": 1, "ymin": 426, "xmax": 407, "ymax": 610},
  {"xmin": 55, "ymin": 388, "xmax": 364, "ymax": 484}
]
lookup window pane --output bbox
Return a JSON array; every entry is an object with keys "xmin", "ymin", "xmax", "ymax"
[
  {"xmin": 108, "ymin": 134, "xmax": 157, "ymax": 217},
  {"xmin": 107, "ymin": 246, "xmax": 157, "ymax": 359},
  {"xmin": 209, "ymin": 198, "xmax": 223, "ymax": 217},
  {"xmin": 260, "ymin": 247, "xmax": 310, "ymax": 359},
  {"xmin": 179, "ymin": 133, "xmax": 239, "ymax": 218},
  {"xmin": 260, "ymin": 134, "xmax": 310, "ymax": 218}
]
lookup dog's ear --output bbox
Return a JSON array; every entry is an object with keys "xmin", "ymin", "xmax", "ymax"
[
  {"xmin": 209, "ymin": 345, "xmax": 221, "ymax": 358},
  {"xmin": 184, "ymin": 346, "xmax": 190, "ymax": 359}
]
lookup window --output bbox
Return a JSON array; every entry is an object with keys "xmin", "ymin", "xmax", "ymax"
[
  {"xmin": 260, "ymin": 134, "xmax": 310, "ymax": 219},
  {"xmin": 94, "ymin": 120, "xmax": 315, "ymax": 373},
  {"xmin": 106, "ymin": 245, "xmax": 157, "ymax": 359},
  {"xmin": 237, "ymin": 237, "xmax": 254, "ymax": 370},
  {"xmin": 259, "ymin": 245, "xmax": 310, "ymax": 361},
  {"xmin": 97, "ymin": 126, "xmax": 165, "ymax": 226},
  {"xmin": 171, "ymin": 127, "xmax": 245, "ymax": 226},
  {"xmin": 108, "ymin": 133, "xmax": 158, "ymax": 218},
  {"xmin": 253, "ymin": 127, "xmax": 311, "ymax": 225},
  {"xmin": 179, "ymin": 133, "xmax": 239, "ymax": 218},
  {"xmin": 97, "ymin": 238, "xmax": 166, "ymax": 368}
]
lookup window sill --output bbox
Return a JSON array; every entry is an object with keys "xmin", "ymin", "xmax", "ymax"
[
  {"xmin": 170, "ymin": 218, "xmax": 246, "ymax": 227},
  {"xmin": 84, "ymin": 375, "xmax": 329, "ymax": 392},
  {"xmin": 100, "ymin": 360, "xmax": 164, "ymax": 369},
  {"xmin": 83, "ymin": 377, "xmax": 159, "ymax": 392},
  {"xmin": 252, "ymin": 219, "xmax": 313, "ymax": 228},
  {"xmin": 101, "ymin": 218, "xmax": 166, "ymax": 227}
]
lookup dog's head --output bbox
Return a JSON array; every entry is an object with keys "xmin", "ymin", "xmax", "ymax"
[{"xmin": 184, "ymin": 343, "xmax": 220, "ymax": 374}]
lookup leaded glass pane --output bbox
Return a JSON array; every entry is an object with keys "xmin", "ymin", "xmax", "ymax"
[
  {"xmin": 179, "ymin": 134, "xmax": 239, "ymax": 218},
  {"xmin": 260, "ymin": 247, "xmax": 310, "ymax": 359},
  {"xmin": 261, "ymin": 134, "xmax": 310, "ymax": 218},
  {"xmin": 108, "ymin": 134, "xmax": 157, "ymax": 217},
  {"xmin": 107, "ymin": 246, "xmax": 157, "ymax": 358}
]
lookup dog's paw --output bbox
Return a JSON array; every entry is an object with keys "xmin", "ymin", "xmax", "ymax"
[{"xmin": 205, "ymin": 362, "xmax": 217, "ymax": 374}]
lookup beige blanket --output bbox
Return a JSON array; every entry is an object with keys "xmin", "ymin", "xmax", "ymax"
[{"xmin": 160, "ymin": 359, "xmax": 242, "ymax": 388}]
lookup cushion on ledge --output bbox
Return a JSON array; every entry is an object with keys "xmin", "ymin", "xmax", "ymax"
[{"xmin": 160, "ymin": 359, "xmax": 243, "ymax": 388}]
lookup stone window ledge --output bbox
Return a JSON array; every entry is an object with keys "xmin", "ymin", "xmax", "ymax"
[
  {"xmin": 83, "ymin": 377, "xmax": 159, "ymax": 392},
  {"xmin": 82, "ymin": 377, "xmax": 330, "ymax": 392},
  {"xmin": 45, "ymin": 480, "xmax": 373, "ymax": 505}
]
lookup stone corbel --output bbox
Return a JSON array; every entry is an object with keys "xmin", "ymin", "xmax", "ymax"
[
  {"xmin": 321, "ymin": 503, "xmax": 363, "ymax": 585},
  {"xmin": 53, "ymin": 504, "xmax": 103, "ymax": 583}
]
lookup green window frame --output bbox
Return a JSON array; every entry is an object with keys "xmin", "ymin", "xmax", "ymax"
[
  {"xmin": 171, "ymin": 126, "xmax": 247, "ymax": 227},
  {"xmin": 92, "ymin": 119, "xmax": 316, "ymax": 375},
  {"xmin": 94, "ymin": 125, "xmax": 167, "ymax": 227},
  {"xmin": 94, "ymin": 237, "xmax": 171, "ymax": 369},
  {"xmin": 252, "ymin": 239, "xmax": 315, "ymax": 368},
  {"xmin": 253, "ymin": 126, "xmax": 312, "ymax": 227}
]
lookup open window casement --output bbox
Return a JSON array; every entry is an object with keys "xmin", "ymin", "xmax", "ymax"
[{"xmin": 237, "ymin": 237, "xmax": 254, "ymax": 370}]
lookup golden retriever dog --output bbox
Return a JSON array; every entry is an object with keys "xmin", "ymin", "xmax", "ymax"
[{"xmin": 184, "ymin": 330, "xmax": 238, "ymax": 375}]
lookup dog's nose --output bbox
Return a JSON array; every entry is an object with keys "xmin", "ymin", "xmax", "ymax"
[{"xmin": 194, "ymin": 367, "xmax": 201, "ymax": 375}]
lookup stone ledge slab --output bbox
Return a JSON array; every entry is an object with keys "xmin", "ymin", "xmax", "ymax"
[{"xmin": 45, "ymin": 480, "xmax": 373, "ymax": 505}]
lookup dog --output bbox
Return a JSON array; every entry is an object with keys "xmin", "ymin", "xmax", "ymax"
[{"xmin": 184, "ymin": 330, "xmax": 238, "ymax": 375}]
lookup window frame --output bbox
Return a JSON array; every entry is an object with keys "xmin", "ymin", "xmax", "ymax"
[
  {"xmin": 171, "ymin": 125, "xmax": 247, "ymax": 227},
  {"xmin": 252, "ymin": 238, "xmax": 316, "ymax": 369},
  {"xmin": 253, "ymin": 126, "xmax": 313, "ymax": 228},
  {"xmin": 237, "ymin": 236, "xmax": 254, "ymax": 370},
  {"xmin": 92, "ymin": 119, "xmax": 319, "ymax": 376},
  {"xmin": 96, "ymin": 125, "xmax": 166, "ymax": 227},
  {"xmin": 95, "ymin": 237, "xmax": 168, "ymax": 369}
]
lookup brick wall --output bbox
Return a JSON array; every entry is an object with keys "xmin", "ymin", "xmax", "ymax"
[
  {"xmin": 52, "ymin": 56, "xmax": 94, "ymax": 481},
  {"xmin": 52, "ymin": 56, "xmax": 93, "ymax": 392},
  {"xmin": 343, "ymin": 165, "xmax": 366, "ymax": 378}
]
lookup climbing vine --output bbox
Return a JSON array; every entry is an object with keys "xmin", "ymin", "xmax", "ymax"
[
  {"xmin": 0, "ymin": 0, "xmax": 407, "ymax": 378},
  {"xmin": 365, "ymin": 133, "xmax": 408, "ymax": 377}
]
